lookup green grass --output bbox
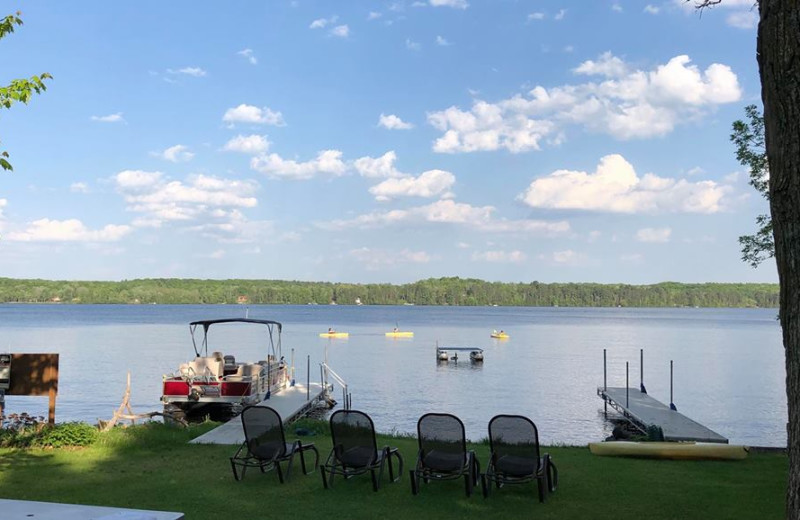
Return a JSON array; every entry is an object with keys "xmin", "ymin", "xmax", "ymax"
[{"xmin": 0, "ymin": 422, "xmax": 788, "ymax": 520}]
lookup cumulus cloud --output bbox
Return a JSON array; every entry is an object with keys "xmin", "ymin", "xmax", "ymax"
[
  {"xmin": 113, "ymin": 170, "xmax": 258, "ymax": 227},
  {"xmin": 223, "ymin": 104, "xmax": 286, "ymax": 126},
  {"xmin": 349, "ymin": 247, "xmax": 431, "ymax": 270},
  {"xmin": 644, "ymin": 5, "xmax": 660, "ymax": 14},
  {"xmin": 250, "ymin": 150, "xmax": 347, "ymax": 180},
  {"xmin": 5, "ymin": 219, "xmax": 131, "ymax": 242},
  {"xmin": 436, "ymin": 35, "xmax": 452, "ymax": 46},
  {"xmin": 152, "ymin": 144, "xmax": 194, "ymax": 163},
  {"xmin": 368, "ymin": 11, "xmax": 382, "ymax": 20},
  {"xmin": 369, "ymin": 169, "xmax": 455, "ymax": 201},
  {"xmin": 551, "ymin": 249, "xmax": 577, "ymax": 264},
  {"xmin": 330, "ymin": 25, "xmax": 350, "ymax": 37},
  {"xmin": 90, "ymin": 112, "xmax": 125, "ymax": 123},
  {"xmin": 554, "ymin": 9, "xmax": 567, "ymax": 20},
  {"xmin": 223, "ymin": 135, "xmax": 270, "ymax": 154},
  {"xmin": 406, "ymin": 38, "xmax": 421, "ymax": 51},
  {"xmin": 528, "ymin": 12, "xmax": 545, "ymax": 21},
  {"xmin": 353, "ymin": 151, "xmax": 405, "ymax": 178},
  {"xmin": 310, "ymin": 16, "xmax": 338, "ymax": 29},
  {"xmin": 70, "ymin": 182, "xmax": 89, "ymax": 194},
  {"xmin": 726, "ymin": 11, "xmax": 757, "ymax": 29},
  {"xmin": 378, "ymin": 113, "xmax": 414, "ymax": 130},
  {"xmin": 429, "ymin": 0, "xmax": 468, "ymax": 8},
  {"xmin": 427, "ymin": 53, "xmax": 741, "ymax": 152},
  {"xmin": 237, "ymin": 49, "xmax": 258, "ymax": 65},
  {"xmin": 519, "ymin": 154, "xmax": 730, "ymax": 214},
  {"xmin": 471, "ymin": 250, "xmax": 527, "ymax": 263},
  {"xmin": 166, "ymin": 67, "xmax": 207, "ymax": 77},
  {"xmin": 316, "ymin": 199, "xmax": 570, "ymax": 236},
  {"xmin": 636, "ymin": 227, "xmax": 672, "ymax": 243},
  {"xmin": 0, "ymin": 198, "xmax": 7, "ymax": 219}
]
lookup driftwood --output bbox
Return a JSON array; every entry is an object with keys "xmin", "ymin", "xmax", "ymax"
[{"xmin": 99, "ymin": 372, "xmax": 187, "ymax": 431}]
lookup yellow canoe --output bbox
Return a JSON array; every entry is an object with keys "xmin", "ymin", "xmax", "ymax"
[
  {"xmin": 491, "ymin": 333, "xmax": 509, "ymax": 339},
  {"xmin": 319, "ymin": 332, "xmax": 349, "ymax": 338},
  {"xmin": 588, "ymin": 442, "xmax": 748, "ymax": 460},
  {"xmin": 385, "ymin": 331, "xmax": 414, "ymax": 338}
]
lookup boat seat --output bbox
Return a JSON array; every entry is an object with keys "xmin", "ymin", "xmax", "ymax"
[{"xmin": 188, "ymin": 356, "xmax": 224, "ymax": 379}]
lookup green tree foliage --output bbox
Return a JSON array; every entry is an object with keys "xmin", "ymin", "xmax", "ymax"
[
  {"xmin": 0, "ymin": 12, "xmax": 52, "ymax": 171},
  {"xmin": 731, "ymin": 104, "xmax": 773, "ymax": 267},
  {"xmin": 0, "ymin": 277, "xmax": 779, "ymax": 307}
]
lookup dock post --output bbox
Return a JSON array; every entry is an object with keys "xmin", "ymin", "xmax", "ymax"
[
  {"xmin": 640, "ymin": 348, "xmax": 646, "ymax": 394},
  {"xmin": 603, "ymin": 349, "xmax": 607, "ymax": 415},
  {"xmin": 306, "ymin": 355, "xmax": 310, "ymax": 401},
  {"xmin": 291, "ymin": 348, "xmax": 295, "ymax": 387},
  {"xmin": 626, "ymin": 362, "xmax": 629, "ymax": 409},
  {"xmin": 669, "ymin": 360, "xmax": 677, "ymax": 411}
]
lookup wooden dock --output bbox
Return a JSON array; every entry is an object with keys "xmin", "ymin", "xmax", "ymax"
[
  {"xmin": 598, "ymin": 387, "xmax": 728, "ymax": 444},
  {"xmin": 191, "ymin": 382, "xmax": 327, "ymax": 445}
]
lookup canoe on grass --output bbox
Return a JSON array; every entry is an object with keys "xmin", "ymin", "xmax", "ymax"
[
  {"xmin": 588, "ymin": 441, "xmax": 748, "ymax": 460},
  {"xmin": 319, "ymin": 332, "xmax": 349, "ymax": 338},
  {"xmin": 385, "ymin": 331, "xmax": 414, "ymax": 337}
]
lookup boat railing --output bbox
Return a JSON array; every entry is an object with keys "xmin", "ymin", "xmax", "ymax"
[{"xmin": 320, "ymin": 362, "xmax": 350, "ymax": 410}]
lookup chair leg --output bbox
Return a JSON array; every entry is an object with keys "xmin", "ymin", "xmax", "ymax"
[
  {"xmin": 230, "ymin": 459, "xmax": 242, "ymax": 481},
  {"xmin": 371, "ymin": 468, "xmax": 380, "ymax": 492},
  {"xmin": 481, "ymin": 473, "xmax": 489, "ymax": 498},
  {"xmin": 410, "ymin": 470, "xmax": 419, "ymax": 495},
  {"xmin": 386, "ymin": 449, "xmax": 395, "ymax": 481},
  {"xmin": 321, "ymin": 466, "xmax": 329, "ymax": 490},
  {"xmin": 299, "ymin": 446, "xmax": 307, "ymax": 474},
  {"xmin": 464, "ymin": 472, "xmax": 472, "ymax": 497},
  {"xmin": 537, "ymin": 476, "xmax": 546, "ymax": 503},
  {"xmin": 275, "ymin": 461, "xmax": 285, "ymax": 484},
  {"xmin": 285, "ymin": 452, "xmax": 295, "ymax": 482}
]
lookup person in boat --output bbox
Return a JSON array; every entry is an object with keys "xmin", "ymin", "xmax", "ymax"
[
  {"xmin": 500, "ymin": 330, "xmax": 505, "ymax": 335},
  {"xmin": 393, "ymin": 327, "xmax": 398, "ymax": 333},
  {"xmin": 328, "ymin": 327, "xmax": 335, "ymax": 334}
]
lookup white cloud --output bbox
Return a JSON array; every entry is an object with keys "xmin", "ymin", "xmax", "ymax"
[
  {"xmin": 686, "ymin": 166, "xmax": 705, "ymax": 176},
  {"xmin": 429, "ymin": 0, "xmax": 468, "ymax": 8},
  {"xmin": 378, "ymin": 113, "xmax": 414, "ymax": 130},
  {"xmin": 349, "ymin": 247, "xmax": 431, "ymax": 270},
  {"xmin": 427, "ymin": 53, "xmax": 741, "ymax": 151},
  {"xmin": 223, "ymin": 135, "xmax": 270, "ymax": 154},
  {"xmin": 237, "ymin": 48, "xmax": 258, "ymax": 65},
  {"xmin": 471, "ymin": 250, "xmax": 527, "ymax": 263},
  {"xmin": 310, "ymin": 16, "xmax": 338, "ymax": 29},
  {"xmin": 369, "ymin": 169, "xmax": 456, "ymax": 201},
  {"xmin": 551, "ymin": 249, "xmax": 577, "ymax": 264},
  {"xmin": 209, "ymin": 249, "xmax": 226, "ymax": 259},
  {"xmin": 5, "ymin": 219, "xmax": 131, "ymax": 242},
  {"xmin": 353, "ymin": 151, "xmax": 405, "ymax": 178},
  {"xmin": 368, "ymin": 11, "xmax": 382, "ymax": 20},
  {"xmin": 153, "ymin": 144, "xmax": 194, "ymax": 163},
  {"xmin": 636, "ymin": 227, "xmax": 672, "ymax": 242},
  {"xmin": 612, "ymin": 3, "xmax": 623, "ymax": 12},
  {"xmin": 90, "ymin": 112, "xmax": 125, "ymax": 123},
  {"xmin": 114, "ymin": 171, "xmax": 258, "ymax": 227},
  {"xmin": 644, "ymin": 4, "xmax": 660, "ymax": 14},
  {"xmin": 519, "ymin": 154, "xmax": 730, "ymax": 214},
  {"xmin": 317, "ymin": 199, "xmax": 570, "ymax": 235},
  {"xmin": 330, "ymin": 25, "xmax": 350, "ymax": 38},
  {"xmin": 250, "ymin": 150, "xmax": 347, "ymax": 180},
  {"xmin": 436, "ymin": 35, "xmax": 452, "ymax": 46},
  {"xmin": 406, "ymin": 38, "xmax": 421, "ymax": 51},
  {"xmin": 167, "ymin": 67, "xmax": 207, "ymax": 77},
  {"xmin": 222, "ymin": 104, "xmax": 286, "ymax": 126},
  {"xmin": 0, "ymin": 198, "xmax": 7, "ymax": 219},
  {"xmin": 727, "ymin": 11, "xmax": 757, "ymax": 29},
  {"xmin": 70, "ymin": 182, "xmax": 89, "ymax": 194},
  {"xmin": 554, "ymin": 9, "xmax": 567, "ymax": 20},
  {"xmin": 528, "ymin": 12, "xmax": 545, "ymax": 20}
]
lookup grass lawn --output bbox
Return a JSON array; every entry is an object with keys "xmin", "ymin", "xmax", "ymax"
[{"xmin": 0, "ymin": 421, "xmax": 788, "ymax": 520}]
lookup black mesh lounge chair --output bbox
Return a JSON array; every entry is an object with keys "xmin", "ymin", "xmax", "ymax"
[
  {"xmin": 409, "ymin": 412, "xmax": 480, "ymax": 497},
  {"xmin": 230, "ymin": 405, "xmax": 319, "ymax": 483},
  {"xmin": 481, "ymin": 414, "xmax": 558, "ymax": 502},
  {"xmin": 320, "ymin": 409, "xmax": 404, "ymax": 492}
]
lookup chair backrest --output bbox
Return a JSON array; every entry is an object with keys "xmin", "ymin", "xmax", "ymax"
[
  {"xmin": 488, "ymin": 414, "xmax": 541, "ymax": 468},
  {"xmin": 329, "ymin": 409, "xmax": 378, "ymax": 468},
  {"xmin": 241, "ymin": 406, "xmax": 287, "ymax": 461},
  {"xmin": 417, "ymin": 413, "xmax": 467, "ymax": 461}
]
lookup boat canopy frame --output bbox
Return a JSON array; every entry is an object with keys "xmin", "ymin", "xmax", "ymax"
[{"xmin": 189, "ymin": 318, "xmax": 283, "ymax": 360}]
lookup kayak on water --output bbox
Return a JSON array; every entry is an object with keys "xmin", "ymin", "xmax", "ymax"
[
  {"xmin": 385, "ymin": 331, "xmax": 414, "ymax": 337},
  {"xmin": 319, "ymin": 332, "xmax": 349, "ymax": 338}
]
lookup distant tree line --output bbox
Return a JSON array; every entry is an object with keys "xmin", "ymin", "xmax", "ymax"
[{"xmin": 0, "ymin": 277, "xmax": 779, "ymax": 308}]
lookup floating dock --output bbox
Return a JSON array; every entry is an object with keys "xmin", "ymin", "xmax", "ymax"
[
  {"xmin": 191, "ymin": 382, "xmax": 327, "ymax": 445},
  {"xmin": 598, "ymin": 386, "xmax": 728, "ymax": 443}
]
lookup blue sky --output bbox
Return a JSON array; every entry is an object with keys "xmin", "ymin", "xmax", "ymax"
[{"xmin": 0, "ymin": 1, "xmax": 773, "ymax": 284}]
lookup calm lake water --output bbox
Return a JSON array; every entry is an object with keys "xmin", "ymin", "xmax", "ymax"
[{"xmin": 0, "ymin": 304, "xmax": 786, "ymax": 447}]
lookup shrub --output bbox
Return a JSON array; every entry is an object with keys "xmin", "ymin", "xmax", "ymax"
[{"xmin": 37, "ymin": 422, "xmax": 99, "ymax": 448}]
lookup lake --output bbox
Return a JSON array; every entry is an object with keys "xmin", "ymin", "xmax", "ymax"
[{"xmin": 0, "ymin": 304, "xmax": 786, "ymax": 447}]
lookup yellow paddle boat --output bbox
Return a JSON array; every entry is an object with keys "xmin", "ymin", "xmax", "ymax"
[
  {"xmin": 490, "ymin": 330, "xmax": 509, "ymax": 339},
  {"xmin": 319, "ymin": 331, "xmax": 349, "ymax": 338},
  {"xmin": 385, "ymin": 331, "xmax": 414, "ymax": 338}
]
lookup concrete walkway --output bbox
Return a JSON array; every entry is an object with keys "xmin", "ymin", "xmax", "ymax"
[
  {"xmin": 0, "ymin": 499, "xmax": 183, "ymax": 519},
  {"xmin": 190, "ymin": 382, "xmax": 326, "ymax": 445}
]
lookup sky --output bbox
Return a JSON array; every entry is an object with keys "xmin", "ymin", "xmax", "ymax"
[{"xmin": 0, "ymin": 0, "xmax": 774, "ymax": 284}]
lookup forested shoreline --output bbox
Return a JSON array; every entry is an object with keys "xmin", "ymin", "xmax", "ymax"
[{"xmin": 0, "ymin": 277, "xmax": 778, "ymax": 308}]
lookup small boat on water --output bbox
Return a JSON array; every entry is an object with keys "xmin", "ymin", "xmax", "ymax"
[
  {"xmin": 161, "ymin": 318, "xmax": 289, "ymax": 420},
  {"xmin": 386, "ymin": 331, "xmax": 414, "ymax": 338},
  {"xmin": 320, "ymin": 331, "xmax": 349, "ymax": 338},
  {"xmin": 436, "ymin": 345, "xmax": 484, "ymax": 363},
  {"xmin": 588, "ymin": 441, "xmax": 748, "ymax": 460},
  {"xmin": 490, "ymin": 331, "xmax": 509, "ymax": 339}
]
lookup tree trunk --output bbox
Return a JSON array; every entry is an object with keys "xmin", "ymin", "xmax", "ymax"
[{"xmin": 758, "ymin": 1, "xmax": 800, "ymax": 517}]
